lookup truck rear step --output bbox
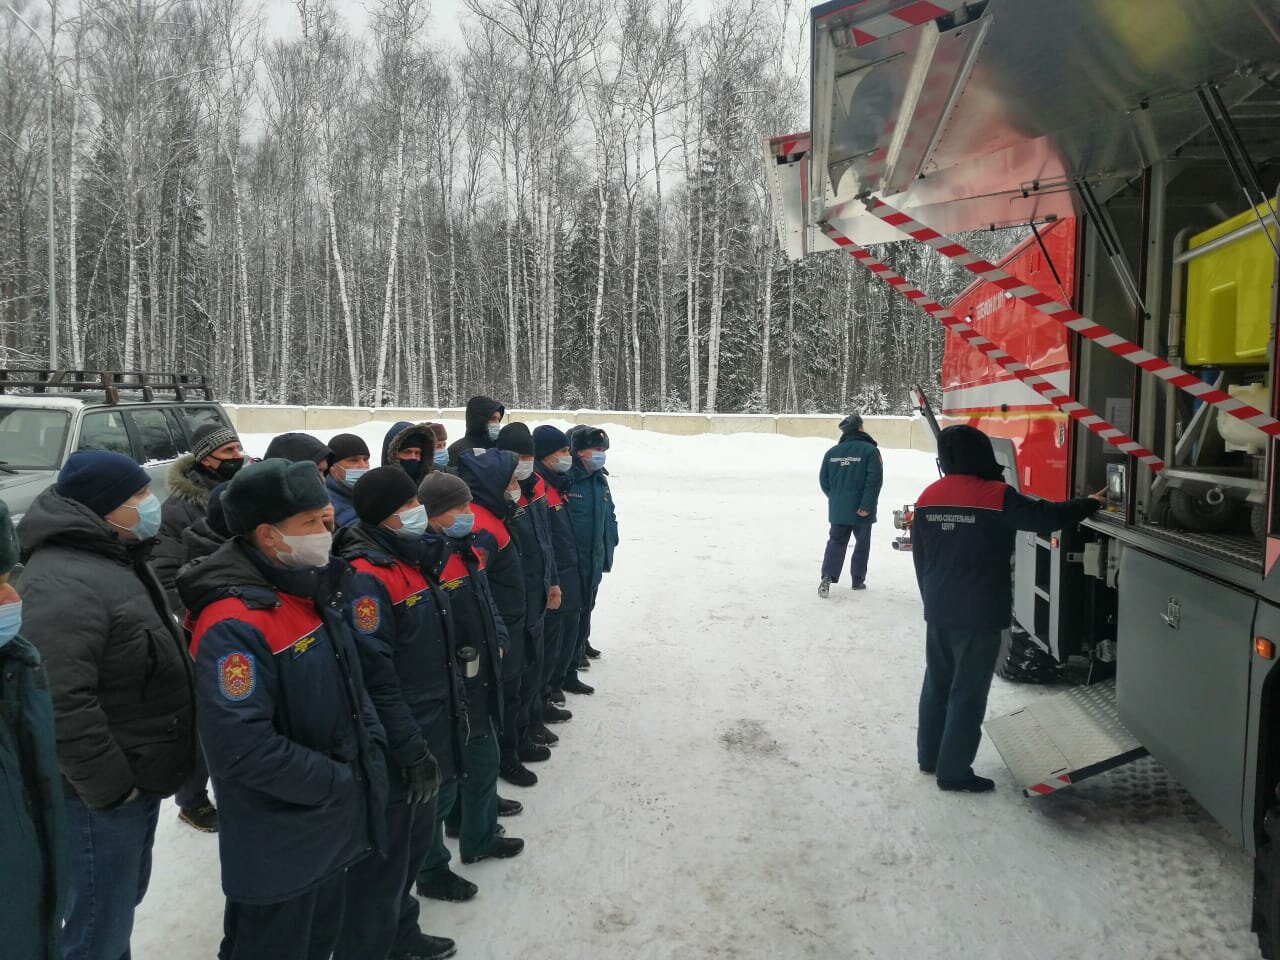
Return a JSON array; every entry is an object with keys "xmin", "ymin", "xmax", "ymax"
[{"xmin": 984, "ymin": 679, "xmax": 1148, "ymax": 797}]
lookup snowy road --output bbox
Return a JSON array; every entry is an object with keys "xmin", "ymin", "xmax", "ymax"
[{"xmin": 135, "ymin": 424, "xmax": 1258, "ymax": 959}]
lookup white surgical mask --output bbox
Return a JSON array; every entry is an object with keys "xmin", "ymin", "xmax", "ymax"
[
  {"xmin": 395, "ymin": 505, "xmax": 429, "ymax": 538},
  {"xmin": 505, "ymin": 488, "xmax": 521, "ymax": 503},
  {"xmin": 514, "ymin": 460, "xmax": 534, "ymax": 481},
  {"xmin": 552, "ymin": 455, "xmax": 572, "ymax": 474},
  {"xmin": 272, "ymin": 528, "xmax": 332, "ymax": 569}
]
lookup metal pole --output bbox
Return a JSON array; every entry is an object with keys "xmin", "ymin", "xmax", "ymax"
[{"xmin": 5, "ymin": 5, "xmax": 57, "ymax": 370}]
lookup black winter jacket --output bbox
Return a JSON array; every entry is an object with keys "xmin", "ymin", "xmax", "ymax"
[
  {"xmin": 18, "ymin": 489, "xmax": 195, "ymax": 808},
  {"xmin": 912, "ymin": 474, "xmax": 1101, "ymax": 631},
  {"xmin": 447, "ymin": 396, "xmax": 504, "ymax": 467},
  {"xmin": 334, "ymin": 523, "xmax": 468, "ymax": 786},
  {"xmin": 154, "ymin": 455, "xmax": 220, "ymax": 610},
  {"xmin": 535, "ymin": 463, "xmax": 583, "ymax": 611},
  {"xmin": 434, "ymin": 533, "xmax": 506, "ymax": 740},
  {"xmin": 179, "ymin": 542, "xmax": 387, "ymax": 904}
]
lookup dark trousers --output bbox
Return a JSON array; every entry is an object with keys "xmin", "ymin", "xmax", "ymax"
[
  {"xmin": 549, "ymin": 607, "xmax": 582, "ymax": 689},
  {"xmin": 220, "ymin": 872, "xmax": 346, "ymax": 960},
  {"xmin": 418, "ymin": 723, "xmax": 500, "ymax": 882},
  {"xmin": 517, "ymin": 616, "xmax": 546, "ymax": 738},
  {"xmin": 499, "ymin": 675, "xmax": 522, "ymax": 760},
  {"xmin": 542, "ymin": 608, "xmax": 564, "ymax": 696},
  {"xmin": 821, "ymin": 522, "xmax": 872, "ymax": 584},
  {"xmin": 175, "ymin": 737, "xmax": 211, "ymax": 809},
  {"xmin": 917, "ymin": 624, "xmax": 1003, "ymax": 780},
  {"xmin": 334, "ymin": 794, "xmax": 438, "ymax": 960},
  {"xmin": 62, "ymin": 792, "xmax": 161, "ymax": 960},
  {"xmin": 565, "ymin": 581, "xmax": 601, "ymax": 672}
]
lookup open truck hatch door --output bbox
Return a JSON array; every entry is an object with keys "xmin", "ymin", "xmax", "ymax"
[
  {"xmin": 984, "ymin": 680, "xmax": 1149, "ymax": 797},
  {"xmin": 805, "ymin": 0, "xmax": 1280, "ymax": 246}
]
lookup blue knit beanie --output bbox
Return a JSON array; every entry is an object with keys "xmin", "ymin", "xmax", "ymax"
[
  {"xmin": 56, "ymin": 451, "xmax": 150, "ymax": 517},
  {"xmin": 532, "ymin": 425, "xmax": 570, "ymax": 461}
]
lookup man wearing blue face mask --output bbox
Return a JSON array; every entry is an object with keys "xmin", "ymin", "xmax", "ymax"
[
  {"xmin": 19, "ymin": 451, "xmax": 196, "ymax": 960},
  {"xmin": 332, "ymin": 467, "xmax": 460, "ymax": 960},
  {"xmin": 426, "ymin": 422, "xmax": 451, "ymax": 473},
  {"xmin": 326, "ymin": 433, "xmax": 373, "ymax": 529},
  {"xmin": 532, "ymin": 425, "xmax": 582, "ymax": 713},
  {"xmin": 178, "ymin": 459, "xmax": 388, "ymax": 960},
  {"xmin": 564, "ymin": 425, "xmax": 620, "ymax": 689},
  {"xmin": 446, "ymin": 396, "xmax": 506, "ymax": 467},
  {"xmin": 0, "ymin": 498, "xmax": 66, "ymax": 960}
]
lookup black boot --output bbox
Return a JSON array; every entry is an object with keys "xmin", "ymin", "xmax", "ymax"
[
  {"xmin": 562, "ymin": 676, "xmax": 595, "ymax": 696},
  {"xmin": 462, "ymin": 835, "xmax": 525, "ymax": 865},
  {"xmin": 548, "ymin": 687, "xmax": 566, "ymax": 705},
  {"xmin": 415, "ymin": 869, "xmax": 478, "ymax": 903},
  {"xmin": 518, "ymin": 741, "xmax": 551, "ymax": 763},
  {"xmin": 543, "ymin": 701, "xmax": 572, "ymax": 723},
  {"xmin": 937, "ymin": 775, "xmax": 995, "ymax": 793},
  {"xmin": 575, "ymin": 657, "xmax": 591, "ymax": 671},
  {"xmin": 497, "ymin": 796, "xmax": 523, "ymax": 817},
  {"xmin": 178, "ymin": 799, "xmax": 219, "ymax": 833},
  {"xmin": 391, "ymin": 932, "xmax": 457, "ymax": 960},
  {"xmin": 499, "ymin": 758, "xmax": 538, "ymax": 787},
  {"xmin": 530, "ymin": 722, "xmax": 559, "ymax": 746},
  {"xmin": 585, "ymin": 643, "xmax": 601, "ymax": 659}
]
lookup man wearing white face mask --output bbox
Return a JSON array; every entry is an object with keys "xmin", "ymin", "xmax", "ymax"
[
  {"xmin": 177, "ymin": 459, "xmax": 388, "ymax": 960},
  {"xmin": 332, "ymin": 467, "xmax": 459, "ymax": 960},
  {"xmin": 19, "ymin": 451, "xmax": 196, "ymax": 960}
]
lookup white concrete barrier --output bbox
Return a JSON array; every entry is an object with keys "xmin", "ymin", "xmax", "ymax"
[
  {"xmin": 641, "ymin": 413, "xmax": 713, "ymax": 435},
  {"xmin": 226, "ymin": 403, "xmax": 937, "ymax": 452}
]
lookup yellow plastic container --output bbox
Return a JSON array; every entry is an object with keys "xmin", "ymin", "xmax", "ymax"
[{"xmin": 1183, "ymin": 201, "xmax": 1277, "ymax": 366}]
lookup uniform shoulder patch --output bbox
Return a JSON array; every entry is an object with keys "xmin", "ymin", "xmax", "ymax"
[
  {"xmin": 217, "ymin": 652, "xmax": 256, "ymax": 702},
  {"xmin": 353, "ymin": 596, "xmax": 380, "ymax": 634}
]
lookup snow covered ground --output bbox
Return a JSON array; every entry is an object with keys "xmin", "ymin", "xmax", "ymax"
[{"xmin": 134, "ymin": 422, "xmax": 1258, "ymax": 959}]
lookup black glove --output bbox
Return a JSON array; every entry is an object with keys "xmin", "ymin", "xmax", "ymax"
[{"xmin": 401, "ymin": 751, "xmax": 440, "ymax": 806}]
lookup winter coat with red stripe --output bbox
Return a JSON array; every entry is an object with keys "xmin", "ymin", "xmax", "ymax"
[
  {"xmin": 434, "ymin": 532, "xmax": 506, "ymax": 739},
  {"xmin": 535, "ymin": 463, "xmax": 583, "ymax": 611},
  {"xmin": 333, "ymin": 522, "xmax": 467, "ymax": 786},
  {"xmin": 911, "ymin": 474, "xmax": 1101, "ymax": 631},
  {"xmin": 179, "ymin": 541, "xmax": 387, "ymax": 905}
]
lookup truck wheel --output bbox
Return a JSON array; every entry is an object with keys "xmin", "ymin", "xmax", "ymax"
[
  {"xmin": 1253, "ymin": 502, "xmax": 1269, "ymax": 542},
  {"xmin": 1169, "ymin": 486, "xmax": 1236, "ymax": 533},
  {"xmin": 995, "ymin": 626, "xmax": 1059, "ymax": 684},
  {"xmin": 1254, "ymin": 805, "xmax": 1280, "ymax": 958}
]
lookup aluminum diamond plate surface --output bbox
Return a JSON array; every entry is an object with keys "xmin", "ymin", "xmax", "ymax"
[{"xmin": 985, "ymin": 679, "xmax": 1148, "ymax": 797}]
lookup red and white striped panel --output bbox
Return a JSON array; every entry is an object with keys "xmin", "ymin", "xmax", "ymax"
[
  {"xmin": 819, "ymin": 222, "xmax": 1164, "ymax": 471},
  {"xmin": 865, "ymin": 196, "xmax": 1280, "ymax": 439},
  {"xmin": 1025, "ymin": 774, "xmax": 1072, "ymax": 797},
  {"xmin": 836, "ymin": 0, "xmax": 968, "ymax": 46}
]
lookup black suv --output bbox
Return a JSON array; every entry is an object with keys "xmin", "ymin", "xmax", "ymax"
[{"xmin": 0, "ymin": 370, "xmax": 233, "ymax": 522}]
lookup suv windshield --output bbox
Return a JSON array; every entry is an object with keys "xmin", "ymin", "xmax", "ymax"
[{"xmin": 0, "ymin": 408, "xmax": 71, "ymax": 470}]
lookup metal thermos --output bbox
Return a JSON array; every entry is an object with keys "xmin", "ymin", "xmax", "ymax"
[{"xmin": 458, "ymin": 646, "xmax": 479, "ymax": 679}]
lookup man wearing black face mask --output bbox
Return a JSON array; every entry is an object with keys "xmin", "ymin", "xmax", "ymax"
[
  {"xmin": 382, "ymin": 421, "xmax": 438, "ymax": 484},
  {"xmin": 153, "ymin": 421, "xmax": 244, "ymax": 833}
]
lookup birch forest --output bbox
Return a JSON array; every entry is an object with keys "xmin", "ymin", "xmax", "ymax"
[{"xmin": 1, "ymin": 0, "xmax": 1017, "ymax": 414}]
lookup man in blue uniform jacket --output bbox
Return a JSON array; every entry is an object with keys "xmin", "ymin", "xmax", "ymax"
[
  {"xmin": 818, "ymin": 412, "xmax": 883, "ymax": 596},
  {"xmin": 912, "ymin": 425, "xmax": 1102, "ymax": 793},
  {"xmin": 179, "ymin": 459, "xmax": 388, "ymax": 960}
]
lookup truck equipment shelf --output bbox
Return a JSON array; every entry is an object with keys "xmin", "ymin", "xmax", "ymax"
[{"xmin": 984, "ymin": 680, "xmax": 1148, "ymax": 797}]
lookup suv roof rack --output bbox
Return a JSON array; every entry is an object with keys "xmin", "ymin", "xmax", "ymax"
[{"xmin": 0, "ymin": 369, "xmax": 214, "ymax": 405}]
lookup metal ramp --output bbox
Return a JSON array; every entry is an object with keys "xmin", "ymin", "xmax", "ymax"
[{"xmin": 984, "ymin": 680, "xmax": 1148, "ymax": 797}]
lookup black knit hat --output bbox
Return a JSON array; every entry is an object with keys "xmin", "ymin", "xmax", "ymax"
[
  {"xmin": 56, "ymin": 451, "xmax": 151, "ymax": 517},
  {"xmin": 532, "ymin": 425, "xmax": 570, "ymax": 460},
  {"xmin": 417, "ymin": 472, "xmax": 472, "ymax": 518},
  {"xmin": 0, "ymin": 499, "xmax": 18, "ymax": 576},
  {"xmin": 192, "ymin": 422, "xmax": 240, "ymax": 463},
  {"xmin": 354, "ymin": 466, "xmax": 418, "ymax": 525},
  {"xmin": 496, "ymin": 422, "xmax": 534, "ymax": 456},
  {"xmin": 571, "ymin": 426, "xmax": 610, "ymax": 452},
  {"xmin": 264, "ymin": 432, "xmax": 332, "ymax": 466},
  {"xmin": 221, "ymin": 459, "xmax": 331, "ymax": 536},
  {"xmin": 328, "ymin": 433, "xmax": 370, "ymax": 462},
  {"xmin": 839, "ymin": 413, "xmax": 863, "ymax": 436}
]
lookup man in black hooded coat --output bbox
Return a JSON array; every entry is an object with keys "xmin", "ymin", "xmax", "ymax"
[
  {"xmin": 446, "ymin": 396, "xmax": 505, "ymax": 467},
  {"xmin": 912, "ymin": 425, "xmax": 1102, "ymax": 794}
]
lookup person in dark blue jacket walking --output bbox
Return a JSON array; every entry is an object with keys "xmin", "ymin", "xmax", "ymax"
[
  {"xmin": 325, "ymin": 433, "xmax": 372, "ymax": 529},
  {"xmin": 818, "ymin": 413, "xmax": 884, "ymax": 597},
  {"xmin": 563, "ymin": 425, "xmax": 619, "ymax": 691},
  {"xmin": 178, "ymin": 460, "xmax": 388, "ymax": 960},
  {"xmin": 332, "ymin": 467, "xmax": 460, "ymax": 960},
  {"xmin": 912, "ymin": 425, "xmax": 1102, "ymax": 794}
]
